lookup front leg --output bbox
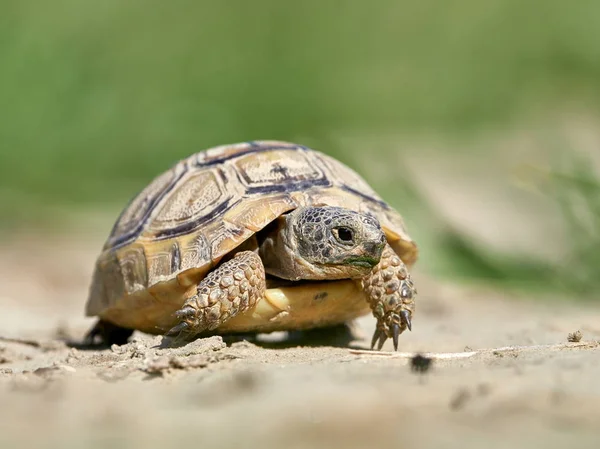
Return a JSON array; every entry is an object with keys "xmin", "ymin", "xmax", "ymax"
[
  {"xmin": 167, "ymin": 251, "xmax": 266, "ymax": 340},
  {"xmin": 361, "ymin": 244, "xmax": 416, "ymax": 351}
]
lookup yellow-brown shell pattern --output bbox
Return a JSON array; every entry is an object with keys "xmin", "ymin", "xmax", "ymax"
[{"xmin": 87, "ymin": 140, "xmax": 417, "ymax": 315}]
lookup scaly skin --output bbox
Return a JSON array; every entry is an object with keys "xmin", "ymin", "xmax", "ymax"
[
  {"xmin": 167, "ymin": 207, "xmax": 416, "ymax": 351},
  {"xmin": 362, "ymin": 244, "xmax": 416, "ymax": 351},
  {"xmin": 167, "ymin": 251, "xmax": 266, "ymax": 339}
]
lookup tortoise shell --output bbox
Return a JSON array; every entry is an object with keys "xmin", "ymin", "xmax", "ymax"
[{"xmin": 86, "ymin": 141, "xmax": 418, "ymax": 334}]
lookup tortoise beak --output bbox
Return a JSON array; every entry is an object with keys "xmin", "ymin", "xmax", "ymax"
[
  {"xmin": 363, "ymin": 241, "xmax": 385, "ymax": 262},
  {"xmin": 346, "ymin": 257, "xmax": 379, "ymax": 268},
  {"xmin": 344, "ymin": 241, "xmax": 384, "ymax": 268}
]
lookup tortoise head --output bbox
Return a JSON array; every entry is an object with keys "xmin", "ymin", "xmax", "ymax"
[{"xmin": 282, "ymin": 206, "xmax": 386, "ymax": 279}]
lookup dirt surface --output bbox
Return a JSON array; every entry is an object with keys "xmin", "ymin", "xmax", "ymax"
[{"xmin": 1, "ymin": 232, "xmax": 600, "ymax": 449}]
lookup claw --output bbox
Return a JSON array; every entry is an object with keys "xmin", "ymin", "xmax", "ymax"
[
  {"xmin": 371, "ymin": 328, "xmax": 382, "ymax": 350},
  {"xmin": 166, "ymin": 321, "xmax": 189, "ymax": 337},
  {"xmin": 400, "ymin": 310, "xmax": 412, "ymax": 331},
  {"xmin": 174, "ymin": 307, "xmax": 196, "ymax": 319},
  {"xmin": 392, "ymin": 323, "xmax": 400, "ymax": 351},
  {"xmin": 377, "ymin": 333, "xmax": 387, "ymax": 351},
  {"xmin": 371, "ymin": 327, "xmax": 389, "ymax": 351}
]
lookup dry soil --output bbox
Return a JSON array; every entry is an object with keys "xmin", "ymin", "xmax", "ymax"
[{"xmin": 1, "ymin": 231, "xmax": 599, "ymax": 449}]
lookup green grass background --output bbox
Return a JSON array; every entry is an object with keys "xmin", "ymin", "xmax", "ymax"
[{"xmin": 1, "ymin": 0, "xmax": 599, "ymax": 294}]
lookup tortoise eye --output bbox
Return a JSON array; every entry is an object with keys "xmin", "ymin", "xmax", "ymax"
[{"xmin": 335, "ymin": 227, "xmax": 354, "ymax": 242}]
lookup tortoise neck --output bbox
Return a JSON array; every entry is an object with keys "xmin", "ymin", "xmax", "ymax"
[{"xmin": 258, "ymin": 214, "xmax": 305, "ymax": 281}]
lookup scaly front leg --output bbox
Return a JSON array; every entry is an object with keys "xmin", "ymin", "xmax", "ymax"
[
  {"xmin": 167, "ymin": 251, "xmax": 266, "ymax": 340},
  {"xmin": 361, "ymin": 244, "xmax": 416, "ymax": 351}
]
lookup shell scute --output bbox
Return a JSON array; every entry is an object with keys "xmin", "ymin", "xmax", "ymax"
[
  {"xmin": 233, "ymin": 149, "xmax": 330, "ymax": 193},
  {"xmin": 106, "ymin": 163, "xmax": 186, "ymax": 249},
  {"xmin": 118, "ymin": 244, "xmax": 148, "ymax": 293},
  {"xmin": 149, "ymin": 170, "xmax": 227, "ymax": 233},
  {"xmin": 223, "ymin": 194, "xmax": 297, "ymax": 232}
]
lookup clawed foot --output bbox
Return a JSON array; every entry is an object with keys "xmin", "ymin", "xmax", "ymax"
[
  {"xmin": 165, "ymin": 306, "xmax": 197, "ymax": 341},
  {"xmin": 362, "ymin": 244, "xmax": 417, "ymax": 351},
  {"xmin": 166, "ymin": 251, "xmax": 266, "ymax": 344},
  {"xmin": 371, "ymin": 309, "xmax": 412, "ymax": 351}
]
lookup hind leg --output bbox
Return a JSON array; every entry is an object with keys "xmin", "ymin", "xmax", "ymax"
[
  {"xmin": 84, "ymin": 319, "xmax": 134, "ymax": 346},
  {"xmin": 167, "ymin": 251, "xmax": 266, "ymax": 340}
]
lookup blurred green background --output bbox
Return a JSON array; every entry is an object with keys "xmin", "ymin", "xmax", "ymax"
[{"xmin": 2, "ymin": 0, "xmax": 599, "ymax": 294}]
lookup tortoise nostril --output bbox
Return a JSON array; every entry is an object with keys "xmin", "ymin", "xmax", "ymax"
[{"xmin": 364, "ymin": 241, "xmax": 384, "ymax": 258}]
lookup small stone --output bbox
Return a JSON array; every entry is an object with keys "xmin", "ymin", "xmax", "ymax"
[
  {"xmin": 57, "ymin": 365, "xmax": 76, "ymax": 373},
  {"xmin": 144, "ymin": 356, "xmax": 171, "ymax": 374},
  {"xmin": 111, "ymin": 344, "xmax": 126, "ymax": 354},
  {"xmin": 168, "ymin": 336, "xmax": 226, "ymax": 356},
  {"xmin": 411, "ymin": 354, "xmax": 433, "ymax": 373}
]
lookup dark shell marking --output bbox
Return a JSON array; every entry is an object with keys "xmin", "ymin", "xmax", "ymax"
[{"xmin": 170, "ymin": 242, "xmax": 181, "ymax": 273}]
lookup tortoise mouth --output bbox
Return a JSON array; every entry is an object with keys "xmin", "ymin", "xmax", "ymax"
[
  {"xmin": 265, "ymin": 275, "xmax": 351, "ymax": 289},
  {"xmin": 343, "ymin": 256, "xmax": 379, "ymax": 268}
]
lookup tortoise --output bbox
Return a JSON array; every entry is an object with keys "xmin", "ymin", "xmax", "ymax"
[{"xmin": 85, "ymin": 140, "xmax": 418, "ymax": 351}]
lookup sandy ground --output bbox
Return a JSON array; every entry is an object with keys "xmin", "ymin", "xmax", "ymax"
[{"xmin": 1, "ymin": 231, "xmax": 600, "ymax": 449}]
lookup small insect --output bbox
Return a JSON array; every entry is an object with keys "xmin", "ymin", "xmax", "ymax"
[{"xmin": 410, "ymin": 353, "xmax": 433, "ymax": 373}]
